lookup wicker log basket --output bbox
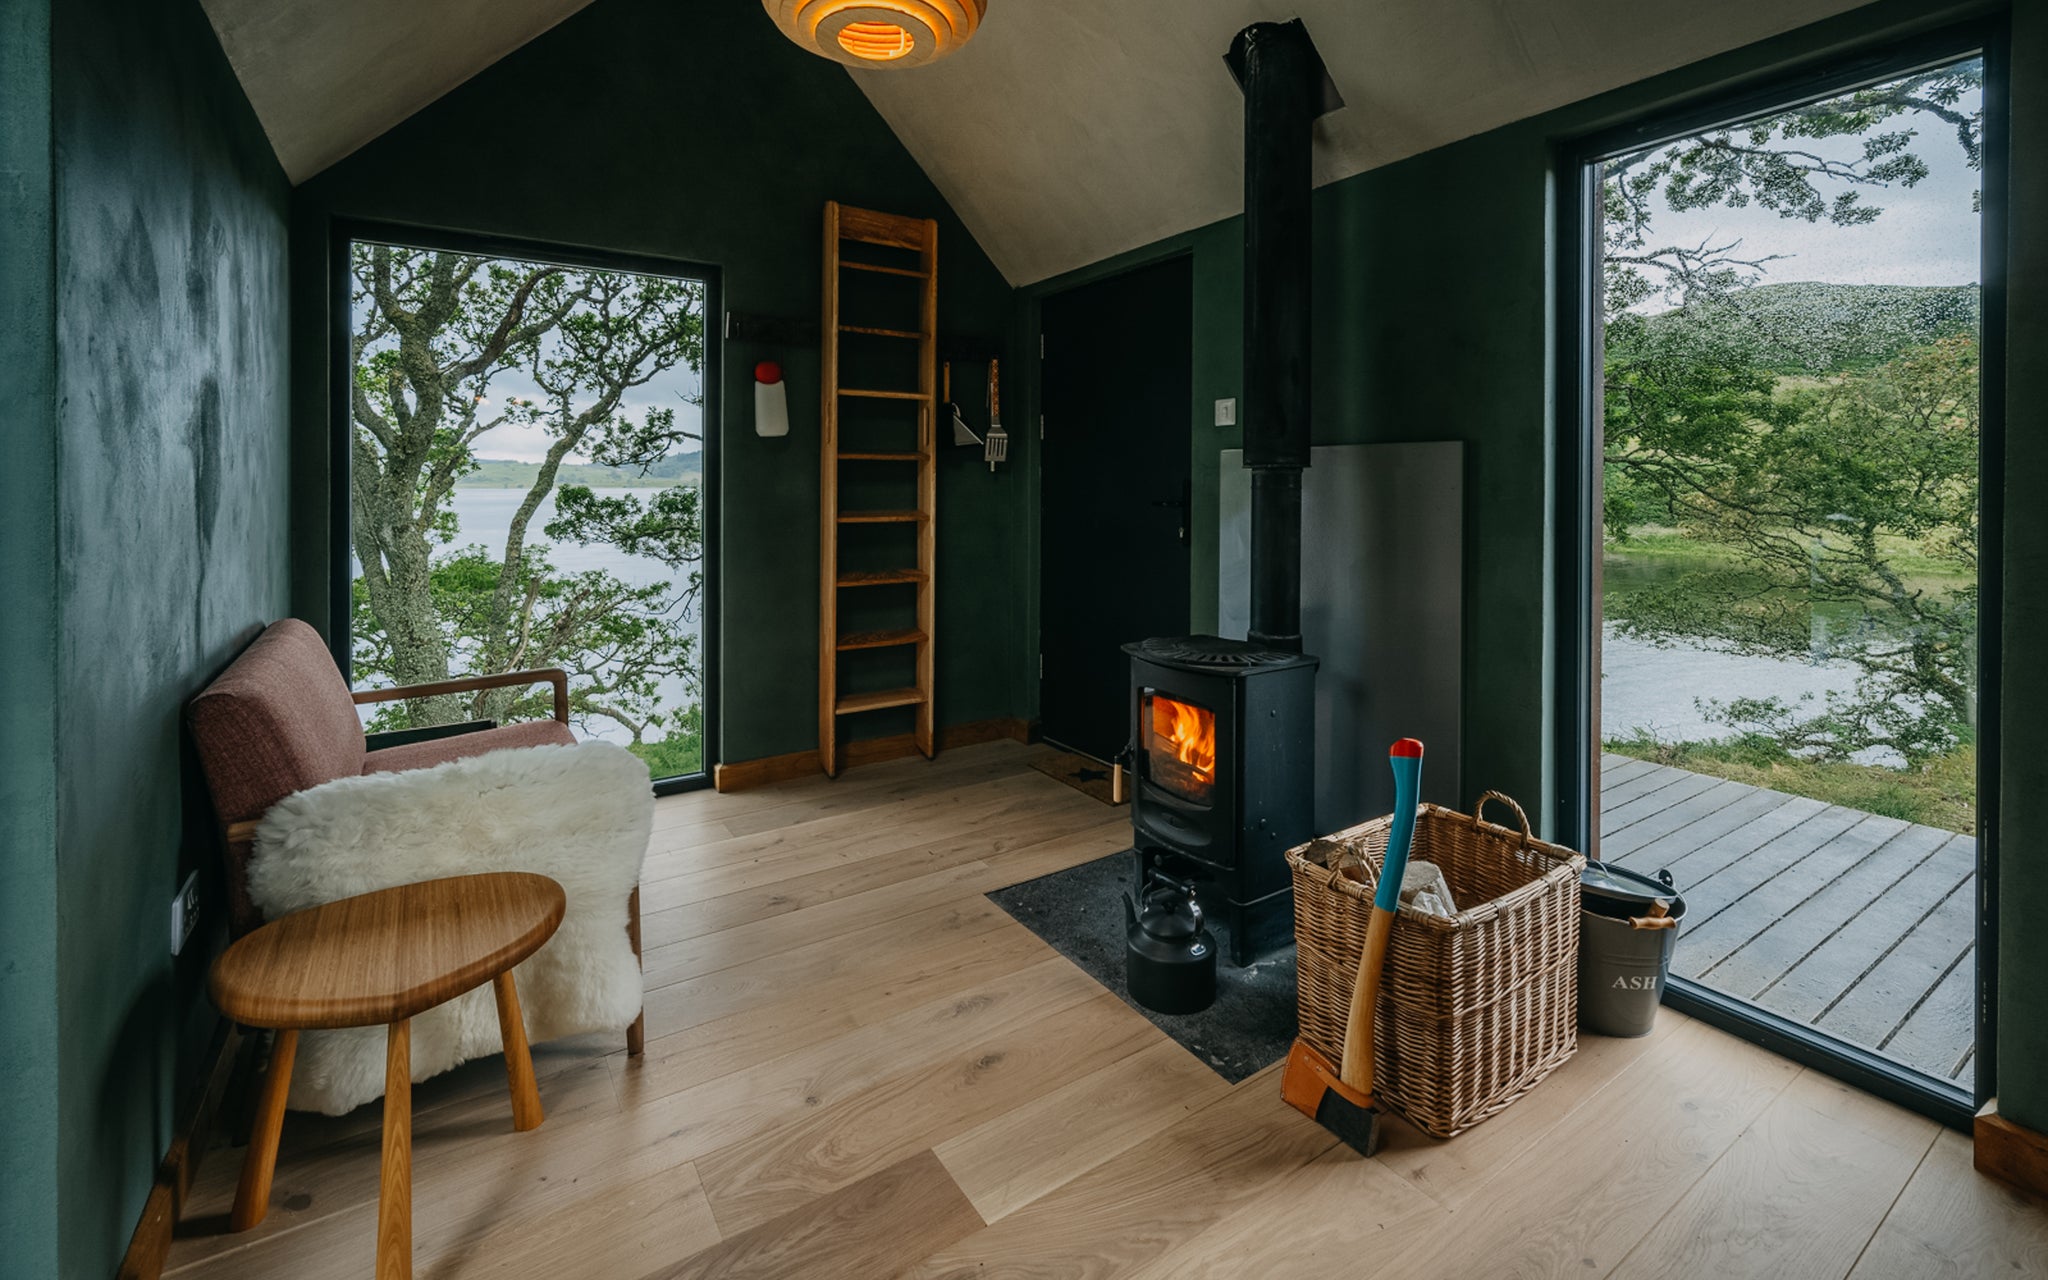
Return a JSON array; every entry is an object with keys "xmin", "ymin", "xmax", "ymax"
[{"xmin": 1287, "ymin": 791, "xmax": 1585, "ymax": 1139}]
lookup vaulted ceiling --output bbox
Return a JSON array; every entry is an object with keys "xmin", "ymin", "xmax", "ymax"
[{"xmin": 202, "ymin": 0, "xmax": 1873, "ymax": 283}]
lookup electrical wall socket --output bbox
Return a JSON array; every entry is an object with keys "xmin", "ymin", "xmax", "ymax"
[
  {"xmin": 1215, "ymin": 398, "xmax": 1237, "ymax": 427},
  {"xmin": 171, "ymin": 870, "xmax": 200, "ymax": 956}
]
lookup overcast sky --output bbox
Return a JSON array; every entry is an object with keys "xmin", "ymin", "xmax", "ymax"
[{"xmin": 1623, "ymin": 65, "xmax": 1982, "ymax": 311}]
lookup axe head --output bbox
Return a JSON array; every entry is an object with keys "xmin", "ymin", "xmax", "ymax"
[{"xmin": 1279, "ymin": 1039, "xmax": 1383, "ymax": 1157}]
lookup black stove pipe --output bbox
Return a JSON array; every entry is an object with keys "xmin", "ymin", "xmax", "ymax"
[{"xmin": 1227, "ymin": 21, "xmax": 1338, "ymax": 654}]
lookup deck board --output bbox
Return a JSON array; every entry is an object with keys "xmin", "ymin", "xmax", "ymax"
[{"xmin": 1601, "ymin": 756, "xmax": 1975, "ymax": 1086}]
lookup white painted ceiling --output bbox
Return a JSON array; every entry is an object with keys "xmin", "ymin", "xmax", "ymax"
[
  {"xmin": 199, "ymin": 0, "xmax": 595, "ymax": 182},
  {"xmin": 202, "ymin": 0, "xmax": 1873, "ymax": 279},
  {"xmin": 852, "ymin": 0, "xmax": 1875, "ymax": 283}
]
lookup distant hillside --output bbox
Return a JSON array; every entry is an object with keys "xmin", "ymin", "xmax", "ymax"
[
  {"xmin": 458, "ymin": 453, "xmax": 702, "ymax": 489},
  {"xmin": 1644, "ymin": 282, "xmax": 1979, "ymax": 374}
]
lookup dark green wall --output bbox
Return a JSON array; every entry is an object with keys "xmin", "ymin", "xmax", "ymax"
[
  {"xmin": 0, "ymin": 0, "xmax": 61, "ymax": 1271},
  {"xmin": 1025, "ymin": 0, "xmax": 2043, "ymax": 1119},
  {"xmin": 289, "ymin": 0, "xmax": 1029, "ymax": 765},
  {"xmin": 39, "ymin": 0, "xmax": 291, "ymax": 1274},
  {"xmin": 1995, "ymin": 0, "xmax": 2048, "ymax": 1134}
]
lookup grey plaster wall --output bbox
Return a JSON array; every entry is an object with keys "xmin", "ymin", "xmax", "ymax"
[{"xmin": 47, "ymin": 0, "xmax": 291, "ymax": 1273}]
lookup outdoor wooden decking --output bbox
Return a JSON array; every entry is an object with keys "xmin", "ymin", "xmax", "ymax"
[{"xmin": 1599, "ymin": 753, "xmax": 1976, "ymax": 1085}]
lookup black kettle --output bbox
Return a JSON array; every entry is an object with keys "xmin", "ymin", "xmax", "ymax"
[{"xmin": 1124, "ymin": 871, "xmax": 1218, "ymax": 1014}]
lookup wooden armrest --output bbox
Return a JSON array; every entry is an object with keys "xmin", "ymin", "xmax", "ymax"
[
  {"xmin": 351, "ymin": 668, "xmax": 570, "ymax": 723},
  {"xmin": 225, "ymin": 819, "xmax": 260, "ymax": 844}
]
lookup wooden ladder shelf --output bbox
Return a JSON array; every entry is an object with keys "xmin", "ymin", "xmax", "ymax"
[{"xmin": 819, "ymin": 202, "xmax": 938, "ymax": 777}]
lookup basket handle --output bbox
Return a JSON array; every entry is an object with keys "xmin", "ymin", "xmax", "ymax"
[{"xmin": 1473, "ymin": 791, "xmax": 1533, "ymax": 845}]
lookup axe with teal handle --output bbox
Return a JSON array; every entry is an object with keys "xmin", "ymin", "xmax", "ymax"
[{"xmin": 1339, "ymin": 738, "xmax": 1425, "ymax": 1093}]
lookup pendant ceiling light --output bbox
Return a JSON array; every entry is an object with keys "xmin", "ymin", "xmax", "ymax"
[{"xmin": 763, "ymin": 1, "xmax": 986, "ymax": 70}]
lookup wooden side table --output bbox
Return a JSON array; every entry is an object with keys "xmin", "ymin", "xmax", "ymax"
[{"xmin": 210, "ymin": 872, "xmax": 567, "ymax": 1279}]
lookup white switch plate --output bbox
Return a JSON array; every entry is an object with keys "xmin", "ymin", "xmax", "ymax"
[
  {"xmin": 171, "ymin": 870, "xmax": 200, "ymax": 956},
  {"xmin": 1215, "ymin": 398, "xmax": 1237, "ymax": 427}
]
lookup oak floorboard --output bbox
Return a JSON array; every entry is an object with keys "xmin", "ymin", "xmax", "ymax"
[
  {"xmin": 696, "ymin": 991, "xmax": 1157, "ymax": 1236},
  {"xmin": 1366, "ymin": 1019, "xmax": 1801, "ymax": 1277},
  {"xmin": 165, "ymin": 741, "xmax": 2048, "ymax": 1280},
  {"xmin": 906, "ymin": 1064, "xmax": 1339, "ymax": 1280},
  {"xmin": 642, "ymin": 1150, "xmax": 981, "ymax": 1280},
  {"xmin": 1607, "ymin": 1070, "xmax": 1936, "ymax": 1279},
  {"xmin": 933, "ymin": 1037, "xmax": 1232, "ymax": 1223},
  {"xmin": 1850, "ymin": 1129, "xmax": 2048, "ymax": 1278}
]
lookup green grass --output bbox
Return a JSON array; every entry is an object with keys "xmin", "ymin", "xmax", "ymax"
[
  {"xmin": 1606, "ymin": 525, "xmax": 1972, "ymax": 584},
  {"xmin": 1604, "ymin": 732, "xmax": 1976, "ymax": 835},
  {"xmin": 629, "ymin": 730, "xmax": 703, "ymax": 781}
]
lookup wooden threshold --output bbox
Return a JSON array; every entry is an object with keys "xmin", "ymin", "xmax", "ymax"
[
  {"xmin": 836, "ymin": 686, "xmax": 929, "ymax": 714},
  {"xmin": 1976, "ymin": 1100, "xmax": 2048, "ymax": 1199},
  {"xmin": 837, "ymin": 628, "xmax": 926, "ymax": 652}
]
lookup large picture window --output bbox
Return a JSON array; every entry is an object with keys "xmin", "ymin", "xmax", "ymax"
[
  {"xmin": 339, "ymin": 231, "xmax": 717, "ymax": 787},
  {"xmin": 1560, "ymin": 32, "xmax": 2004, "ymax": 1124}
]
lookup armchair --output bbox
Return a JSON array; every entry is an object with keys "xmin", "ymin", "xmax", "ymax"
[{"xmin": 188, "ymin": 619, "xmax": 646, "ymax": 1061}]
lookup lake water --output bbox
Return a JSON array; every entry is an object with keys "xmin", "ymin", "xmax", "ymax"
[
  {"xmin": 360, "ymin": 487, "xmax": 701, "ymax": 748},
  {"xmin": 1600, "ymin": 547, "xmax": 1933, "ymax": 765}
]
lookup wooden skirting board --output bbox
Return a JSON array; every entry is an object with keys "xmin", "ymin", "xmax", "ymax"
[
  {"xmin": 118, "ymin": 1020, "xmax": 253, "ymax": 1280},
  {"xmin": 713, "ymin": 718, "xmax": 1033, "ymax": 793},
  {"xmin": 1976, "ymin": 1099, "xmax": 2048, "ymax": 1201}
]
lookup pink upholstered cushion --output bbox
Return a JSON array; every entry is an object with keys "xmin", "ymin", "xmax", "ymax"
[
  {"xmin": 188, "ymin": 619, "xmax": 369, "ymax": 824},
  {"xmin": 362, "ymin": 718, "xmax": 577, "ymax": 776}
]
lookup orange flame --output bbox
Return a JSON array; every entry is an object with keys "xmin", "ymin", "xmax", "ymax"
[{"xmin": 1151, "ymin": 695, "xmax": 1216, "ymax": 788}]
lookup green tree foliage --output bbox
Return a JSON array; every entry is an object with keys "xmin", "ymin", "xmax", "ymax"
[
  {"xmin": 1600, "ymin": 63, "xmax": 1982, "ymax": 768},
  {"xmin": 348, "ymin": 244, "xmax": 705, "ymax": 762}
]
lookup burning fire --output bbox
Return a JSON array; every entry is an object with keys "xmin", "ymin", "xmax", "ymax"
[{"xmin": 1150, "ymin": 695, "xmax": 1216, "ymax": 788}]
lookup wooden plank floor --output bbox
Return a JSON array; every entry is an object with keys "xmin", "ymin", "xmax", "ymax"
[
  {"xmin": 165, "ymin": 741, "xmax": 2045, "ymax": 1279},
  {"xmin": 1599, "ymin": 754, "xmax": 1977, "ymax": 1085}
]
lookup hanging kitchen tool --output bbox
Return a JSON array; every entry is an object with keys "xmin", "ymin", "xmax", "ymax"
[
  {"xmin": 983, "ymin": 357, "xmax": 1008, "ymax": 471},
  {"xmin": 944, "ymin": 361, "xmax": 981, "ymax": 448}
]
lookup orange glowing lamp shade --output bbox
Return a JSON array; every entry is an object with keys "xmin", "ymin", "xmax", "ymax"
[
  {"xmin": 763, "ymin": 0, "xmax": 987, "ymax": 70},
  {"xmin": 1147, "ymin": 693, "xmax": 1217, "ymax": 800}
]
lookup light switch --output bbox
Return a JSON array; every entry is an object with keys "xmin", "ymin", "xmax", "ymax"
[{"xmin": 1215, "ymin": 398, "xmax": 1237, "ymax": 427}]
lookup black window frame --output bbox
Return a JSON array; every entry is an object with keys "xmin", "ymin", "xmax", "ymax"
[
  {"xmin": 1553, "ymin": 20, "xmax": 2008, "ymax": 1130},
  {"xmin": 329, "ymin": 219, "xmax": 723, "ymax": 796}
]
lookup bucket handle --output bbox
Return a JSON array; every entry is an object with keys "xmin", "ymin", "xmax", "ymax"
[{"xmin": 1473, "ymin": 791, "xmax": 1533, "ymax": 845}]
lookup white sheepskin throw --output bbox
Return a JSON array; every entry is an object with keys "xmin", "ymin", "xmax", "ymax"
[{"xmin": 249, "ymin": 741, "xmax": 651, "ymax": 1115}]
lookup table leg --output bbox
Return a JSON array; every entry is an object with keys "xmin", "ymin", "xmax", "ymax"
[
  {"xmin": 378, "ymin": 1019, "xmax": 412, "ymax": 1280},
  {"xmin": 230, "ymin": 1028, "xmax": 297, "ymax": 1232},
  {"xmin": 492, "ymin": 970, "xmax": 545, "ymax": 1131}
]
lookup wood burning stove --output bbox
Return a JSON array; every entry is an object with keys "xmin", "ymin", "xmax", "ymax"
[{"xmin": 1125, "ymin": 636, "xmax": 1317, "ymax": 965}]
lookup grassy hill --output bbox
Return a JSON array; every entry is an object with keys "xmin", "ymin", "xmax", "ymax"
[
  {"xmin": 458, "ymin": 453, "xmax": 702, "ymax": 489},
  {"xmin": 1643, "ymin": 282, "xmax": 1979, "ymax": 375}
]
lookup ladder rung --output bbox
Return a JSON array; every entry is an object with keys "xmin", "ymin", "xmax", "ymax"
[
  {"xmin": 839, "ymin": 325, "xmax": 928, "ymax": 340},
  {"xmin": 837, "ymin": 627, "xmax": 926, "ymax": 651},
  {"xmin": 835, "ymin": 206, "xmax": 930, "ymax": 251},
  {"xmin": 837, "ymin": 509, "xmax": 928, "ymax": 524},
  {"xmin": 840, "ymin": 388, "xmax": 932, "ymax": 401},
  {"xmin": 839, "ymin": 260, "xmax": 929, "ymax": 280},
  {"xmin": 837, "ymin": 569, "xmax": 928, "ymax": 587},
  {"xmin": 836, "ymin": 686, "xmax": 928, "ymax": 714},
  {"xmin": 838, "ymin": 451, "xmax": 926, "ymax": 461}
]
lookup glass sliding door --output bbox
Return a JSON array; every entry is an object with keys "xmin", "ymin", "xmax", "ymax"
[
  {"xmin": 1568, "ymin": 42, "xmax": 1997, "ymax": 1114},
  {"xmin": 341, "ymin": 233, "xmax": 716, "ymax": 788}
]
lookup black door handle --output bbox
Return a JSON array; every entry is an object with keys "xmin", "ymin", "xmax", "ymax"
[{"xmin": 1151, "ymin": 481, "xmax": 1192, "ymax": 546}]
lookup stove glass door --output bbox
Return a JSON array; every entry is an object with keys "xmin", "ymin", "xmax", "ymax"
[{"xmin": 1141, "ymin": 689, "xmax": 1217, "ymax": 806}]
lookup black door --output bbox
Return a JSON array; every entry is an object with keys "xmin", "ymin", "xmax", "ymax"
[{"xmin": 1039, "ymin": 256, "xmax": 1194, "ymax": 760}]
